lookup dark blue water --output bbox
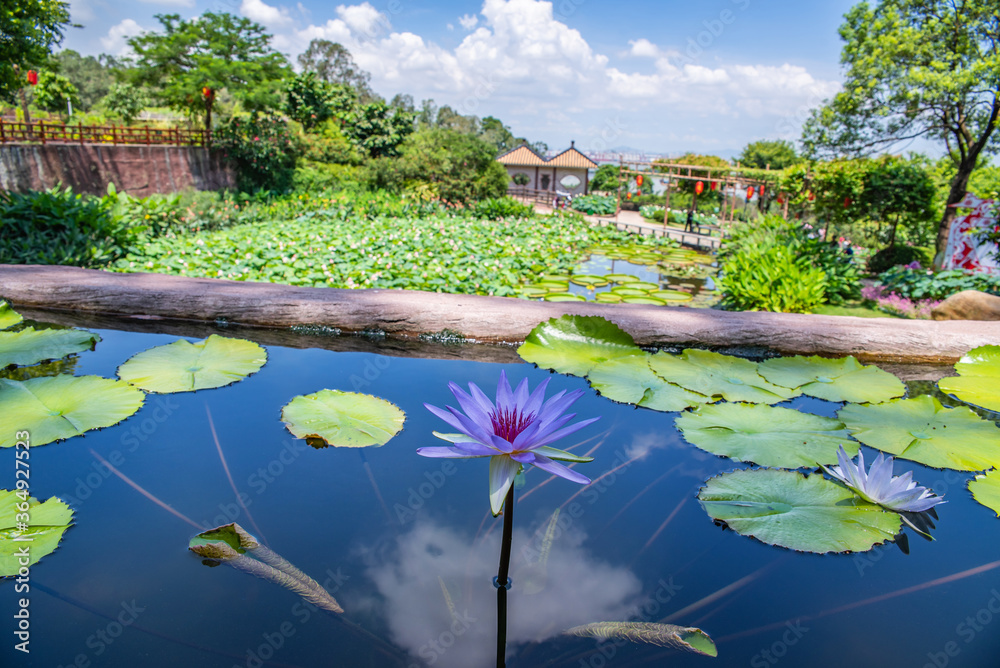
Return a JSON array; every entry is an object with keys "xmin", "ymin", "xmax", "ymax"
[{"xmin": 3, "ymin": 325, "xmax": 999, "ymax": 668}]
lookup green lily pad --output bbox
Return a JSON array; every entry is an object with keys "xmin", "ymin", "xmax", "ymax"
[
  {"xmin": 649, "ymin": 350, "xmax": 800, "ymax": 405},
  {"xmin": 605, "ymin": 274, "xmax": 640, "ymax": 283},
  {"xmin": 570, "ymin": 275, "xmax": 610, "ymax": 287},
  {"xmin": 0, "ymin": 376, "xmax": 145, "ymax": 448},
  {"xmin": 544, "ymin": 293, "xmax": 587, "ymax": 302},
  {"xmin": 677, "ymin": 403, "xmax": 856, "ymax": 468},
  {"xmin": 540, "ymin": 274, "xmax": 571, "ymax": 282},
  {"xmin": 0, "ymin": 301, "xmax": 22, "ymax": 331},
  {"xmin": 698, "ymin": 469, "xmax": 901, "ymax": 554},
  {"xmin": 650, "ymin": 290, "xmax": 693, "ymax": 302},
  {"xmin": 0, "ymin": 327, "xmax": 100, "ymax": 368},
  {"xmin": 621, "ymin": 296, "xmax": 668, "ymax": 305},
  {"xmin": 611, "ymin": 288, "xmax": 650, "ymax": 297},
  {"xmin": 281, "ymin": 390, "xmax": 406, "ymax": 448},
  {"xmin": 118, "ymin": 335, "xmax": 267, "ymax": 393},
  {"xmin": 588, "ymin": 354, "xmax": 707, "ymax": 412},
  {"xmin": 838, "ymin": 395, "xmax": 1000, "ymax": 471},
  {"xmin": 620, "ymin": 281, "xmax": 660, "ymax": 291},
  {"xmin": 938, "ymin": 345, "xmax": 1000, "ymax": 412},
  {"xmin": 518, "ymin": 315, "xmax": 643, "ymax": 377},
  {"xmin": 565, "ymin": 622, "xmax": 717, "ymax": 656},
  {"xmin": 535, "ymin": 280, "xmax": 569, "ymax": 292},
  {"xmin": 969, "ymin": 469, "xmax": 1000, "ymax": 517},
  {"xmin": 520, "ymin": 286, "xmax": 549, "ymax": 298},
  {"xmin": 1, "ymin": 490, "xmax": 74, "ymax": 576},
  {"xmin": 758, "ymin": 355, "xmax": 905, "ymax": 404},
  {"xmin": 594, "ymin": 292, "xmax": 623, "ymax": 304}
]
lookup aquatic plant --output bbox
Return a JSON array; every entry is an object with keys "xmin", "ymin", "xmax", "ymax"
[{"xmin": 820, "ymin": 446, "xmax": 945, "ymax": 513}]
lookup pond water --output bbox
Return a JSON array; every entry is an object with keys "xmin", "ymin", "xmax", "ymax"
[
  {"xmin": 571, "ymin": 254, "xmax": 718, "ymax": 308},
  {"xmin": 3, "ymin": 321, "xmax": 1000, "ymax": 668}
]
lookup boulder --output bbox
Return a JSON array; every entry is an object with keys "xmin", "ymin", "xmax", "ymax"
[{"xmin": 932, "ymin": 290, "xmax": 1000, "ymax": 321}]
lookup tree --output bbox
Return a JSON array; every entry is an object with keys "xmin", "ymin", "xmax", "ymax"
[
  {"xmin": 297, "ymin": 39, "xmax": 376, "ymax": 102},
  {"xmin": 127, "ymin": 12, "xmax": 289, "ymax": 130},
  {"xmin": 343, "ymin": 100, "xmax": 415, "ymax": 158},
  {"xmin": 861, "ymin": 156, "xmax": 936, "ymax": 248},
  {"xmin": 34, "ymin": 70, "xmax": 79, "ymax": 116},
  {"xmin": 102, "ymin": 83, "xmax": 149, "ymax": 125},
  {"xmin": 0, "ymin": 0, "xmax": 71, "ymax": 100},
  {"xmin": 590, "ymin": 164, "xmax": 620, "ymax": 192},
  {"xmin": 53, "ymin": 50, "xmax": 117, "ymax": 110},
  {"xmin": 390, "ymin": 128, "xmax": 509, "ymax": 203},
  {"xmin": 283, "ymin": 72, "xmax": 337, "ymax": 130},
  {"xmin": 801, "ymin": 1, "xmax": 1000, "ymax": 263},
  {"xmin": 737, "ymin": 139, "xmax": 801, "ymax": 170}
]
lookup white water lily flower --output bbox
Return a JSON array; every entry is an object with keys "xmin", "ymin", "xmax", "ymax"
[{"xmin": 821, "ymin": 446, "xmax": 945, "ymax": 513}]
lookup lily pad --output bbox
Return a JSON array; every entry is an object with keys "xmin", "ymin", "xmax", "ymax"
[
  {"xmin": 588, "ymin": 354, "xmax": 707, "ymax": 412},
  {"xmin": 605, "ymin": 274, "xmax": 640, "ymax": 283},
  {"xmin": 0, "ymin": 301, "xmax": 22, "ymax": 330},
  {"xmin": 594, "ymin": 292, "xmax": 623, "ymax": 304},
  {"xmin": 969, "ymin": 469, "xmax": 1000, "ymax": 517},
  {"xmin": 281, "ymin": 390, "xmax": 405, "ymax": 448},
  {"xmin": 1, "ymin": 490, "xmax": 74, "ymax": 576},
  {"xmin": 570, "ymin": 275, "xmax": 610, "ymax": 287},
  {"xmin": 838, "ymin": 395, "xmax": 1000, "ymax": 471},
  {"xmin": 650, "ymin": 290, "xmax": 693, "ymax": 302},
  {"xmin": 118, "ymin": 335, "xmax": 267, "ymax": 393},
  {"xmin": 758, "ymin": 355, "xmax": 905, "ymax": 404},
  {"xmin": 698, "ymin": 469, "xmax": 901, "ymax": 554},
  {"xmin": 0, "ymin": 327, "xmax": 100, "ymax": 368},
  {"xmin": 520, "ymin": 286, "xmax": 549, "ymax": 298},
  {"xmin": 621, "ymin": 296, "xmax": 667, "ymax": 305},
  {"xmin": 518, "ymin": 315, "xmax": 643, "ymax": 377},
  {"xmin": 619, "ymin": 281, "xmax": 660, "ymax": 291},
  {"xmin": 535, "ymin": 280, "xmax": 569, "ymax": 292},
  {"xmin": 540, "ymin": 274, "xmax": 571, "ymax": 282},
  {"xmin": 938, "ymin": 345, "xmax": 1000, "ymax": 412},
  {"xmin": 565, "ymin": 622, "xmax": 717, "ymax": 656},
  {"xmin": 0, "ymin": 376, "xmax": 145, "ymax": 448},
  {"xmin": 544, "ymin": 293, "xmax": 587, "ymax": 302},
  {"xmin": 611, "ymin": 288, "xmax": 650, "ymax": 297},
  {"xmin": 649, "ymin": 350, "xmax": 800, "ymax": 405},
  {"xmin": 677, "ymin": 403, "xmax": 856, "ymax": 468}
]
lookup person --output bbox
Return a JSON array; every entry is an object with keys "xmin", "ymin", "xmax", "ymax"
[{"xmin": 685, "ymin": 209, "xmax": 695, "ymax": 233}]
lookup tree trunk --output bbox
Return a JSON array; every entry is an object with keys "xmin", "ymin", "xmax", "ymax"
[{"xmin": 934, "ymin": 156, "xmax": 977, "ymax": 267}]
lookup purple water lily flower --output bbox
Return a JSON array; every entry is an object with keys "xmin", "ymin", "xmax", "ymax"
[
  {"xmin": 418, "ymin": 371, "xmax": 599, "ymax": 515},
  {"xmin": 821, "ymin": 446, "xmax": 945, "ymax": 513}
]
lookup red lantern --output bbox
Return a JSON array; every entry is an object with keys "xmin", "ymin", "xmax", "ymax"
[
  {"xmin": 27, "ymin": 70, "xmax": 38, "ymax": 86},
  {"xmin": 807, "ymin": 191, "xmax": 815, "ymax": 202},
  {"xmin": 710, "ymin": 181, "xmax": 717, "ymax": 191},
  {"xmin": 695, "ymin": 181, "xmax": 705, "ymax": 195},
  {"xmin": 202, "ymin": 86, "xmax": 214, "ymax": 101},
  {"xmin": 777, "ymin": 194, "xmax": 785, "ymax": 204},
  {"xmin": 746, "ymin": 186, "xmax": 755, "ymax": 200},
  {"xmin": 844, "ymin": 196, "xmax": 852, "ymax": 208},
  {"xmin": 759, "ymin": 184, "xmax": 766, "ymax": 197},
  {"xmin": 636, "ymin": 174, "xmax": 644, "ymax": 187},
  {"xmin": 626, "ymin": 192, "xmax": 632, "ymax": 200}
]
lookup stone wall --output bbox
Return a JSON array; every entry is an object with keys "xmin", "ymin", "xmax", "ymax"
[{"xmin": 0, "ymin": 144, "xmax": 234, "ymax": 197}]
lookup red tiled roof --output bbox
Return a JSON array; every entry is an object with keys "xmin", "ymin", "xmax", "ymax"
[
  {"xmin": 546, "ymin": 147, "xmax": 598, "ymax": 169},
  {"xmin": 496, "ymin": 144, "xmax": 548, "ymax": 166}
]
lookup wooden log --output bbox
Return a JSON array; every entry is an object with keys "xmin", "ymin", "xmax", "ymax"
[{"xmin": 2, "ymin": 264, "xmax": 999, "ymax": 364}]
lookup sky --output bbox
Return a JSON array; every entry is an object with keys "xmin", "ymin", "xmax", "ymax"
[{"xmin": 61, "ymin": 0, "xmax": 860, "ymax": 158}]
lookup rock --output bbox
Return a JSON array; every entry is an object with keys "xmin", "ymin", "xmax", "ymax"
[{"xmin": 932, "ymin": 290, "xmax": 1000, "ymax": 321}]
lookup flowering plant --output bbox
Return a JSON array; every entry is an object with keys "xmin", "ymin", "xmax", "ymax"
[{"xmin": 820, "ymin": 446, "xmax": 945, "ymax": 514}]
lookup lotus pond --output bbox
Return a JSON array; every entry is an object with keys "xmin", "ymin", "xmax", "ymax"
[{"xmin": 2, "ymin": 302, "xmax": 1000, "ymax": 668}]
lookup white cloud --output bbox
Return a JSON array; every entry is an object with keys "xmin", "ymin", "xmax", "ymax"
[
  {"xmin": 136, "ymin": 0, "xmax": 193, "ymax": 5},
  {"xmin": 628, "ymin": 38, "xmax": 659, "ymax": 58},
  {"xmin": 100, "ymin": 18, "xmax": 145, "ymax": 56},
  {"xmin": 458, "ymin": 13, "xmax": 479, "ymax": 30},
  {"xmin": 240, "ymin": 0, "xmax": 292, "ymax": 27}
]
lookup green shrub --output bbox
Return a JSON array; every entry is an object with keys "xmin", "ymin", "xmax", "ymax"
[
  {"xmin": 468, "ymin": 196, "xmax": 534, "ymax": 220},
  {"xmin": 719, "ymin": 244, "xmax": 828, "ymax": 313},
  {"xmin": 866, "ymin": 245, "xmax": 933, "ymax": 274},
  {"xmin": 213, "ymin": 114, "xmax": 295, "ymax": 193},
  {"xmin": 292, "ymin": 162, "xmax": 364, "ymax": 193},
  {"xmin": 0, "ymin": 186, "xmax": 136, "ymax": 267},
  {"xmin": 571, "ymin": 194, "xmax": 616, "ymax": 216},
  {"xmin": 877, "ymin": 265, "xmax": 1000, "ymax": 300}
]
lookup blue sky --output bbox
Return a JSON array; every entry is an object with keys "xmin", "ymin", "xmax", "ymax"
[{"xmin": 62, "ymin": 0, "xmax": 859, "ymax": 157}]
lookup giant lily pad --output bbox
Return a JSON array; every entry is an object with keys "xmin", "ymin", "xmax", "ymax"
[
  {"xmin": 565, "ymin": 622, "xmax": 717, "ymax": 656},
  {"xmin": 0, "ymin": 301, "xmax": 22, "ymax": 331},
  {"xmin": 281, "ymin": 390, "xmax": 405, "ymax": 448},
  {"xmin": 938, "ymin": 346, "xmax": 1000, "ymax": 413},
  {"xmin": 118, "ymin": 335, "xmax": 267, "ymax": 393},
  {"xmin": 649, "ymin": 349, "xmax": 799, "ymax": 405},
  {"xmin": 1, "ymin": 490, "xmax": 74, "ymax": 576},
  {"xmin": 518, "ymin": 315, "xmax": 643, "ymax": 377},
  {"xmin": 838, "ymin": 395, "xmax": 1000, "ymax": 471},
  {"xmin": 0, "ymin": 376, "xmax": 145, "ymax": 448},
  {"xmin": 677, "ymin": 404, "xmax": 856, "ymax": 468},
  {"xmin": 0, "ymin": 327, "xmax": 100, "ymax": 368},
  {"xmin": 544, "ymin": 293, "xmax": 586, "ymax": 302},
  {"xmin": 587, "ymin": 354, "xmax": 707, "ymax": 412},
  {"xmin": 698, "ymin": 469, "xmax": 901, "ymax": 554},
  {"xmin": 969, "ymin": 469, "xmax": 1000, "ymax": 517},
  {"xmin": 758, "ymin": 355, "xmax": 905, "ymax": 404}
]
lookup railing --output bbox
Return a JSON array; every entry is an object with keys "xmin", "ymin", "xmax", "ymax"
[
  {"xmin": 507, "ymin": 186, "xmax": 563, "ymax": 206},
  {"xmin": 0, "ymin": 119, "xmax": 210, "ymax": 147}
]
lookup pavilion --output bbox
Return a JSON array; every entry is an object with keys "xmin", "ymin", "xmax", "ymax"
[{"xmin": 496, "ymin": 141, "xmax": 598, "ymax": 196}]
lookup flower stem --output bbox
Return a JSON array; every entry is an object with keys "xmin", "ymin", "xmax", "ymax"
[{"xmin": 496, "ymin": 485, "xmax": 515, "ymax": 668}]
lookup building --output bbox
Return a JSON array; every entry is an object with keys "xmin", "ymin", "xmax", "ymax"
[{"xmin": 496, "ymin": 141, "xmax": 599, "ymax": 196}]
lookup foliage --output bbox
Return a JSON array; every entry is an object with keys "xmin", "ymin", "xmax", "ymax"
[
  {"xmin": 213, "ymin": 114, "xmax": 295, "ymax": 193},
  {"xmin": 0, "ymin": 0, "xmax": 71, "ymax": 100},
  {"xmin": 297, "ymin": 39, "xmax": 376, "ymax": 102},
  {"xmin": 801, "ymin": 0, "xmax": 1000, "ymax": 256},
  {"xmin": 117, "ymin": 335, "xmax": 267, "ymax": 393},
  {"xmin": 53, "ymin": 49, "xmax": 117, "ymax": 110},
  {"xmin": 283, "ymin": 72, "xmax": 338, "ymax": 130},
  {"xmin": 938, "ymin": 345, "xmax": 1000, "ymax": 414},
  {"xmin": 876, "ymin": 265, "xmax": 1000, "ymax": 301},
  {"xmin": 656, "ymin": 153, "xmax": 728, "ymax": 205},
  {"xmin": 517, "ymin": 315, "xmax": 642, "ymax": 377},
  {"xmin": 467, "ymin": 196, "xmax": 534, "ymax": 221},
  {"xmin": 112, "ymin": 193, "xmax": 666, "ymax": 295},
  {"xmin": 343, "ymin": 100, "xmax": 415, "ymax": 158},
  {"xmin": 0, "ymin": 491, "xmax": 73, "ymax": 575},
  {"xmin": 737, "ymin": 139, "xmax": 801, "ymax": 170},
  {"xmin": 861, "ymin": 156, "xmax": 937, "ymax": 247},
  {"xmin": 571, "ymin": 194, "xmax": 616, "ymax": 216},
  {"xmin": 0, "ymin": 186, "xmax": 136, "ymax": 267},
  {"xmin": 0, "ymin": 327, "xmax": 99, "ymax": 368},
  {"xmin": 102, "ymin": 83, "xmax": 150, "ymax": 125},
  {"xmin": 291, "ymin": 162, "xmax": 364, "ymax": 193},
  {"xmin": 866, "ymin": 244, "xmax": 932, "ymax": 274},
  {"xmin": 281, "ymin": 390, "xmax": 405, "ymax": 448},
  {"xmin": 33, "ymin": 70, "xmax": 80, "ymax": 114},
  {"xmin": 295, "ymin": 119, "xmax": 364, "ymax": 165},
  {"xmin": 861, "ymin": 284, "xmax": 940, "ymax": 319},
  {"xmin": 126, "ymin": 12, "xmax": 289, "ymax": 128},
  {"xmin": 589, "ymin": 164, "xmax": 620, "ymax": 193}
]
